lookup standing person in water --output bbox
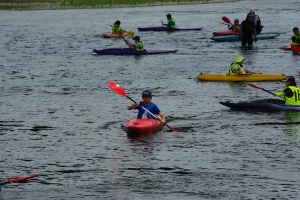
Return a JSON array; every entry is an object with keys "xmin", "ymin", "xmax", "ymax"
[
  {"xmin": 239, "ymin": 13, "xmax": 257, "ymax": 49},
  {"xmin": 249, "ymin": 9, "xmax": 263, "ymax": 34}
]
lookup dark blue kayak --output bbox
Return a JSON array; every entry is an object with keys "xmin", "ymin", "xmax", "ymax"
[
  {"xmin": 220, "ymin": 98, "xmax": 300, "ymax": 112},
  {"xmin": 137, "ymin": 26, "xmax": 202, "ymax": 31},
  {"xmin": 93, "ymin": 48, "xmax": 178, "ymax": 55},
  {"xmin": 211, "ymin": 34, "xmax": 280, "ymax": 42}
]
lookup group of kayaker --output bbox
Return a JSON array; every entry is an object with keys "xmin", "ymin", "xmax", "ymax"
[
  {"xmin": 228, "ymin": 54, "xmax": 300, "ymax": 106},
  {"xmin": 111, "ymin": 20, "xmax": 144, "ymax": 51},
  {"xmin": 223, "ymin": 9, "xmax": 262, "ymax": 49}
]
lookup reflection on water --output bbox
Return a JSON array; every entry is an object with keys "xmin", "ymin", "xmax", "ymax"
[{"xmin": 285, "ymin": 112, "xmax": 300, "ymax": 141}]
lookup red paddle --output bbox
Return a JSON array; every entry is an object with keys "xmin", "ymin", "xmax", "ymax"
[
  {"xmin": 222, "ymin": 16, "xmax": 232, "ymax": 25},
  {"xmin": 248, "ymin": 83, "xmax": 284, "ymax": 99},
  {"xmin": 108, "ymin": 81, "xmax": 184, "ymax": 132},
  {"xmin": 0, "ymin": 174, "xmax": 40, "ymax": 186}
]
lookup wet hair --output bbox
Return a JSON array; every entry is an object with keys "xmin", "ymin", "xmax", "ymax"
[{"xmin": 293, "ymin": 27, "xmax": 299, "ymax": 32}]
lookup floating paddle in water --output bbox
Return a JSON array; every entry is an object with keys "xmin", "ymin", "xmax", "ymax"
[
  {"xmin": 248, "ymin": 83, "xmax": 284, "ymax": 99},
  {"xmin": 108, "ymin": 81, "xmax": 184, "ymax": 132},
  {"xmin": 0, "ymin": 174, "xmax": 41, "ymax": 191}
]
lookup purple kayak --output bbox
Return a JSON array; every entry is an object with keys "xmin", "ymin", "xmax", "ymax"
[
  {"xmin": 93, "ymin": 48, "xmax": 178, "ymax": 55},
  {"xmin": 137, "ymin": 26, "xmax": 202, "ymax": 31}
]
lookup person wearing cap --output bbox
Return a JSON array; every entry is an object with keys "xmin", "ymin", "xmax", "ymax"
[
  {"xmin": 128, "ymin": 90, "xmax": 166, "ymax": 123},
  {"xmin": 272, "ymin": 76, "xmax": 300, "ymax": 106},
  {"xmin": 127, "ymin": 36, "xmax": 144, "ymax": 51},
  {"xmin": 239, "ymin": 13, "xmax": 257, "ymax": 49},
  {"xmin": 249, "ymin": 9, "xmax": 262, "ymax": 34},
  {"xmin": 291, "ymin": 27, "xmax": 300, "ymax": 46},
  {"xmin": 112, "ymin": 20, "xmax": 125, "ymax": 35},
  {"xmin": 228, "ymin": 19, "xmax": 240, "ymax": 32},
  {"xmin": 161, "ymin": 14, "xmax": 176, "ymax": 28},
  {"xmin": 228, "ymin": 55, "xmax": 253, "ymax": 75}
]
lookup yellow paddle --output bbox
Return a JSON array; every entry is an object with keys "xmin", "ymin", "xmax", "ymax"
[{"xmin": 214, "ymin": 20, "xmax": 229, "ymax": 25}]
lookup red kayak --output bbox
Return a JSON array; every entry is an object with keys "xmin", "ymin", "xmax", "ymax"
[
  {"xmin": 126, "ymin": 117, "xmax": 164, "ymax": 135},
  {"xmin": 102, "ymin": 32, "xmax": 129, "ymax": 38},
  {"xmin": 291, "ymin": 44, "xmax": 300, "ymax": 52},
  {"xmin": 212, "ymin": 30, "xmax": 239, "ymax": 36},
  {"xmin": 279, "ymin": 44, "xmax": 300, "ymax": 52}
]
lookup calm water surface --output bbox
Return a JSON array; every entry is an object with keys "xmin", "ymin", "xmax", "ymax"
[{"xmin": 0, "ymin": 0, "xmax": 300, "ymax": 199}]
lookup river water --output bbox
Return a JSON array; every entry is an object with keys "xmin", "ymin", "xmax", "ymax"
[{"xmin": 0, "ymin": 0, "xmax": 300, "ymax": 199}]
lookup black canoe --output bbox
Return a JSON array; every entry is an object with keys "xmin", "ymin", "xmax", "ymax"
[{"xmin": 220, "ymin": 99, "xmax": 300, "ymax": 112}]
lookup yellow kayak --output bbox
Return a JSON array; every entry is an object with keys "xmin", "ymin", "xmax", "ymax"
[{"xmin": 197, "ymin": 73, "xmax": 288, "ymax": 82}]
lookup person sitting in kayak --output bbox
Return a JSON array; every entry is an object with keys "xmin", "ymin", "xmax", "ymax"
[
  {"xmin": 161, "ymin": 14, "xmax": 176, "ymax": 28},
  {"xmin": 128, "ymin": 90, "xmax": 166, "ymax": 123},
  {"xmin": 291, "ymin": 27, "xmax": 300, "ymax": 46},
  {"xmin": 127, "ymin": 36, "xmax": 144, "ymax": 51},
  {"xmin": 229, "ymin": 55, "xmax": 253, "ymax": 75},
  {"xmin": 112, "ymin": 20, "xmax": 125, "ymax": 35},
  {"xmin": 272, "ymin": 76, "xmax": 300, "ymax": 106},
  {"xmin": 228, "ymin": 19, "xmax": 240, "ymax": 32}
]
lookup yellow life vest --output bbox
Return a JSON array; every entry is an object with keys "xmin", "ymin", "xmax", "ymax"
[
  {"xmin": 292, "ymin": 34, "xmax": 300, "ymax": 46},
  {"xmin": 112, "ymin": 26, "xmax": 122, "ymax": 34},
  {"xmin": 285, "ymin": 86, "xmax": 300, "ymax": 106}
]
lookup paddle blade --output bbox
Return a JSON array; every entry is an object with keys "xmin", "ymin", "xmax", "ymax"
[
  {"xmin": 8, "ymin": 174, "xmax": 40, "ymax": 184},
  {"xmin": 214, "ymin": 20, "xmax": 224, "ymax": 24},
  {"xmin": 127, "ymin": 30, "xmax": 134, "ymax": 37},
  {"xmin": 108, "ymin": 82, "xmax": 127, "ymax": 97},
  {"xmin": 222, "ymin": 16, "xmax": 231, "ymax": 24}
]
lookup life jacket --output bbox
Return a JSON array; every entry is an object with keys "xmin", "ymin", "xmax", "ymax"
[
  {"xmin": 134, "ymin": 41, "xmax": 144, "ymax": 51},
  {"xmin": 137, "ymin": 102, "xmax": 156, "ymax": 119},
  {"xmin": 292, "ymin": 34, "xmax": 300, "ymax": 46},
  {"xmin": 112, "ymin": 26, "xmax": 122, "ymax": 34},
  {"xmin": 232, "ymin": 23, "xmax": 241, "ymax": 32},
  {"xmin": 285, "ymin": 86, "xmax": 300, "ymax": 106},
  {"xmin": 229, "ymin": 63, "xmax": 246, "ymax": 75},
  {"xmin": 168, "ymin": 18, "xmax": 176, "ymax": 28}
]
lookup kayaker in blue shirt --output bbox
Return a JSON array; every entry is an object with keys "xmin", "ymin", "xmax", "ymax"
[
  {"xmin": 272, "ymin": 76, "xmax": 300, "ymax": 106},
  {"xmin": 291, "ymin": 27, "xmax": 300, "ymax": 46},
  {"xmin": 161, "ymin": 14, "xmax": 176, "ymax": 28},
  {"xmin": 127, "ymin": 36, "xmax": 144, "ymax": 51},
  {"xmin": 128, "ymin": 90, "xmax": 166, "ymax": 123}
]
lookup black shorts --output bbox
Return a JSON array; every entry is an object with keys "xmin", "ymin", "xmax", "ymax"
[{"xmin": 242, "ymin": 34, "xmax": 253, "ymax": 46}]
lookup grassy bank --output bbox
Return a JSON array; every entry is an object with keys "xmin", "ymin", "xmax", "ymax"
[{"xmin": 0, "ymin": 0, "xmax": 238, "ymax": 10}]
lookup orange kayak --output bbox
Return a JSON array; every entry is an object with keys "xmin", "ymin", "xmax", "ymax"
[{"xmin": 102, "ymin": 32, "xmax": 129, "ymax": 38}]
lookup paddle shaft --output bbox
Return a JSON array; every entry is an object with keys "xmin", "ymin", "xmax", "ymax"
[
  {"xmin": 248, "ymin": 84, "xmax": 284, "ymax": 99},
  {"xmin": 121, "ymin": 36, "xmax": 131, "ymax": 48},
  {"xmin": 126, "ymin": 96, "xmax": 173, "ymax": 130}
]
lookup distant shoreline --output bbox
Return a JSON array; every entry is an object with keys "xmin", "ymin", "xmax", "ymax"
[{"xmin": 0, "ymin": 0, "xmax": 240, "ymax": 10}]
